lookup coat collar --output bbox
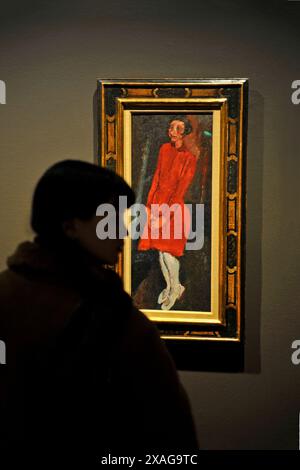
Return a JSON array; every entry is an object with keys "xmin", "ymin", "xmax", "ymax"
[{"xmin": 7, "ymin": 240, "xmax": 122, "ymax": 293}]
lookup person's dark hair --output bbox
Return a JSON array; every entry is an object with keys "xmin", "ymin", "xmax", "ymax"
[
  {"xmin": 31, "ymin": 159, "xmax": 135, "ymax": 246},
  {"xmin": 168, "ymin": 115, "xmax": 193, "ymax": 135}
]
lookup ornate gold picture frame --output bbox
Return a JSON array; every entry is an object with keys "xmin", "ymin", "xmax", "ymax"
[{"xmin": 98, "ymin": 79, "xmax": 248, "ymax": 342}]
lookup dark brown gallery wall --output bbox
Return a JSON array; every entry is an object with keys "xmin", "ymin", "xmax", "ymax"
[{"xmin": 0, "ymin": 0, "xmax": 299, "ymax": 450}]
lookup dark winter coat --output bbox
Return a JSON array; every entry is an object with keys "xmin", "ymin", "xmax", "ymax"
[{"xmin": 0, "ymin": 241, "xmax": 198, "ymax": 462}]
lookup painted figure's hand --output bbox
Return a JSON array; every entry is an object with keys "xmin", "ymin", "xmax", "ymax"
[{"xmin": 149, "ymin": 212, "xmax": 167, "ymax": 233}]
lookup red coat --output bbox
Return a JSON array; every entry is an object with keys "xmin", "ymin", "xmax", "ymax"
[{"xmin": 138, "ymin": 142, "xmax": 197, "ymax": 257}]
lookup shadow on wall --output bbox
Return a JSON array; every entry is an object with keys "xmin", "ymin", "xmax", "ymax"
[{"xmin": 243, "ymin": 89, "xmax": 264, "ymax": 374}]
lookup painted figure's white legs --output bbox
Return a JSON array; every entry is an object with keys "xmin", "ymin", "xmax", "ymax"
[
  {"xmin": 157, "ymin": 251, "xmax": 171, "ymax": 304},
  {"xmin": 163, "ymin": 251, "xmax": 180, "ymax": 285},
  {"xmin": 158, "ymin": 252, "xmax": 185, "ymax": 310}
]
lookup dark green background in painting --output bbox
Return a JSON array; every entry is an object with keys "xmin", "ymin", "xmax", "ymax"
[{"xmin": 131, "ymin": 113, "xmax": 212, "ymax": 312}]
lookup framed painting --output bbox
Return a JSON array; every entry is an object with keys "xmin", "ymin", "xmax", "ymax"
[{"xmin": 98, "ymin": 79, "xmax": 248, "ymax": 342}]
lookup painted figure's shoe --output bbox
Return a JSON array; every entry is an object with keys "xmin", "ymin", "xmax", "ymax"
[
  {"xmin": 161, "ymin": 284, "xmax": 185, "ymax": 310},
  {"xmin": 158, "ymin": 288, "xmax": 170, "ymax": 305}
]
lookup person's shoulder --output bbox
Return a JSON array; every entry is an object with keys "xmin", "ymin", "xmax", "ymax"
[
  {"xmin": 126, "ymin": 305, "xmax": 161, "ymax": 341},
  {"xmin": 119, "ymin": 304, "xmax": 170, "ymax": 361},
  {"xmin": 0, "ymin": 268, "xmax": 22, "ymax": 302}
]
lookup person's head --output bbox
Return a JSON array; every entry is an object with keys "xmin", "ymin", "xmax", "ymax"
[
  {"xmin": 168, "ymin": 116, "xmax": 192, "ymax": 145},
  {"xmin": 31, "ymin": 160, "xmax": 135, "ymax": 265}
]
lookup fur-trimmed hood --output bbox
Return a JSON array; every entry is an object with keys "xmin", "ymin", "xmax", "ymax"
[
  {"xmin": 6, "ymin": 239, "xmax": 123, "ymax": 290},
  {"xmin": 0, "ymin": 239, "xmax": 129, "ymax": 348}
]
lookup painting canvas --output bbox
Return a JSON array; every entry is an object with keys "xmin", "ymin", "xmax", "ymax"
[{"xmin": 131, "ymin": 113, "xmax": 212, "ymax": 314}]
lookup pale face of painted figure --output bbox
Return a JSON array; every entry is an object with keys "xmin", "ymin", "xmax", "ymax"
[{"xmin": 168, "ymin": 120, "xmax": 185, "ymax": 149}]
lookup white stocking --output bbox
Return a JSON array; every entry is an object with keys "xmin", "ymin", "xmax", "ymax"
[
  {"xmin": 160, "ymin": 252, "xmax": 185, "ymax": 310},
  {"xmin": 162, "ymin": 252, "xmax": 180, "ymax": 288},
  {"xmin": 158, "ymin": 251, "xmax": 171, "ymax": 304}
]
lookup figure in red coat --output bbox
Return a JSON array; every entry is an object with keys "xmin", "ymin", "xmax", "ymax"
[{"xmin": 138, "ymin": 117, "xmax": 197, "ymax": 310}]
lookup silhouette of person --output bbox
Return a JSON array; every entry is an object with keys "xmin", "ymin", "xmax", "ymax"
[{"xmin": 0, "ymin": 160, "xmax": 198, "ymax": 464}]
